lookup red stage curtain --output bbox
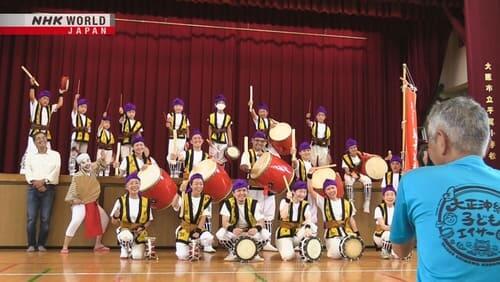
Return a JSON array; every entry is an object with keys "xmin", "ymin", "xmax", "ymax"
[{"xmin": 0, "ymin": 12, "xmax": 449, "ymax": 174}]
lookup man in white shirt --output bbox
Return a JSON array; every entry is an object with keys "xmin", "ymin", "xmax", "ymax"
[
  {"xmin": 24, "ymin": 132, "xmax": 61, "ymax": 252},
  {"xmin": 216, "ymin": 179, "xmax": 270, "ymax": 262}
]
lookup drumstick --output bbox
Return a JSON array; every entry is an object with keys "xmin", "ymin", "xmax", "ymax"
[
  {"xmin": 76, "ymin": 79, "xmax": 81, "ymax": 95},
  {"xmin": 283, "ymin": 175, "xmax": 290, "ymax": 193},
  {"xmin": 120, "ymin": 93, "xmax": 123, "ymax": 108},
  {"xmin": 173, "ymin": 129, "xmax": 178, "ymax": 162},
  {"xmin": 315, "ymin": 164, "xmax": 337, "ymax": 170},
  {"xmin": 244, "ymin": 136, "xmax": 248, "ymax": 153},
  {"xmin": 291, "ymin": 129, "xmax": 296, "ymax": 158},
  {"xmin": 65, "ymin": 77, "xmax": 70, "ymax": 91},
  {"xmin": 249, "ymin": 85, "xmax": 253, "ymax": 111},
  {"xmin": 21, "ymin": 65, "xmax": 40, "ymax": 87},
  {"xmin": 115, "ymin": 142, "xmax": 121, "ymax": 176},
  {"xmin": 104, "ymin": 97, "xmax": 111, "ymax": 113},
  {"xmin": 308, "ymin": 99, "xmax": 312, "ymax": 115}
]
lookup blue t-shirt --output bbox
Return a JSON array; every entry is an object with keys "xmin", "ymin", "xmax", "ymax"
[{"xmin": 391, "ymin": 155, "xmax": 499, "ymax": 281}]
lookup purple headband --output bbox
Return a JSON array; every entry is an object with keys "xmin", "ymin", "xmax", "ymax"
[
  {"xmin": 316, "ymin": 106, "xmax": 327, "ymax": 115},
  {"xmin": 391, "ymin": 155, "xmax": 402, "ymax": 164},
  {"xmin": 125, "ymin": 172, "xmax": 140, "ymax": 184},
  {"xmin": 77, "ymin": 98, "xmax": 88, "ymax": 106},
  {"xmin": 257, "ymin": 102, "xmax": 269, "ymax": 111},
  {"xmin": 345, "ymin": 138, "xmax": 358, "ymax": 150},
  {"xmin": 253, "ymin": 131, "xmax": 267, "ymax": 140},
  {"xmin": 124, "ymin": 102, "xmax": 136, "ymax": 112},
  {"xmin": 36, "ymin": 90, "xmax": 51, "ymax": 100},
  {"xmin": 191, "ymin": 128, "xmax": 202, "ymax": 137},
  {"xmin": 232, "ymin": 179, "xmax": 248, "ymax": 192},
  {"xmin": 298, "ymin": 141, "xmax": 311, "ymax": 152},
  {"xmin": 323, "ymin": 179, "xmax": 337, "ymax": 190},
  {"xmin": 132, "ymin": 135, "xmax": 145, "ymax": 145},
  {"xmin": 382, "ymin": 185, "xmax": 397, "ymax": 195},
  {"xmin": 172, "ymin": 98, "xmax": 184, "ymax": 107},
  {"xmin": 292, "ymin": 180, "xmax": 307, "ymax": 191},
  {"xmin": 214, "ymin": 94, "xmax": 226, "ymax": 104}
]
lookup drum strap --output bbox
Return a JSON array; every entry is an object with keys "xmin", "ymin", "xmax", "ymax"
[{"xmin": 279, "ymin": 222, "xmax": 301, "ymax": 229}]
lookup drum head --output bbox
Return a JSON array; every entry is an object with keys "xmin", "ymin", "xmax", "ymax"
[
  {"xmin": 311, "ymin": 168, "xmax": 336, "ymax": 189},
  {"xmin": 269, "ymin": 122, "xmax": 292, "ymax": 141},
  {"xmin": 235, "ymin": 237, "xmax": 258, "ymax": 261},
  {"xmin": 364, "ymin": 157, "xmax": 388, "ymax": 180},
  {"xmin": 341, "ymin": 236, "xmax": 364, "ymax": 260},
  {"xmin": 138, "ymin": 164, "xmax": 161, "ymax": 192},
  {"xmin": 190, "ymin": 159, "xmax": 217, "ymax": 180},
  {"xmin": 249, "ymin": 152, "xmax": 272, "ymax": 179},
  {"xmin": 303, "ymin": 238, "xmax": 322, "ymax": 261},
  {"xmin": 226, "ymin": 146, "xmax": 241, "ymax": 160}
]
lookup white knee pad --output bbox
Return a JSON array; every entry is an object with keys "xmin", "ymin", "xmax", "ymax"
[
  {"xmin": 326, "ymin": 237, "xmax": 342, "ymax": 259},
  {"xmin": 175, "ymin": 242, "xmax": 190, "ymax": 260},
  {"xmin": 131, "ymin": 244, "xmax": 145, "ymax": 260},
  {"xmin": 200, "ymin": 231, "xmax": 214, "ymax": 247},
  {"xmin": 215, "ymin": 228, "xmax": 228, "ymax": 241},
  {"xmin": 277, "ymin": 238, "xmax": 295, "ymax": 261}
]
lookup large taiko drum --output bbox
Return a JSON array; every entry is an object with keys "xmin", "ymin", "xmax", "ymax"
[
  {"xmin": 269, "ymin": 122, "xmax": 292, "ymax": 155},
  {"xmin": 311, "ymin": 168, "xmax": 344, "ymax": 198},
  {"xmin": 138, "ymin": 164, "xmax": 177, "ymax": 210},
  {"xmin": 361, "ymin": 156, "xmax": 388, "ymax": 180},
  {"xmin": 250, "ymin": 152, "xmax": 294, "ymax": 194},
  {"xmin": 190, "ymin": 159, "xmax": 232, "ymax": 202}
]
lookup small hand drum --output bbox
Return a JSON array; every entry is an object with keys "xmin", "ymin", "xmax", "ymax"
[
  {"xmin": 299, "ymin": 237, "xmax": 322, "ymax": 262},
  {"xmin": 234, "ymin": 236, "xmax": 258, "ymax": 262},
  {"xmin": 340, "ymin": 235, "xmax": 365, "ymax": 260}
]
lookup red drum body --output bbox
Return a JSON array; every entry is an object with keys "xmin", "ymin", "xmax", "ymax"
[
  {"xmin": 250, "ymin": 152, "xmax": 294, "ymax": 194},
  {"xmin": 269, "ymin": 123, "xmax": 292, "ymax": 155},
  {"xmin": 138, "ymin": 165, "xmax": 177, "ymax": 210},
  {"xmin": 190, "ymin": 159, "xmax": 232, "ymax": 202}
]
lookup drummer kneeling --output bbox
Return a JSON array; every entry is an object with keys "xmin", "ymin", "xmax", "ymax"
[
  {"xmin": 308, "ymin": 178, "xmax": 362, "ymax": 259},
  {"xmin": 172, "ymin": 173, "xmax": 215, "ymax": 260},
  {"xmin": 110, "ymin": 172, "xmax": 154, "ymax": 260},
  {"xmin": 276, "ymin": 181, "xmax": 318, "ymax": 261},
  {"xmin": 216, "ymin": 179, "xmax": 271, "ymax": 262}
]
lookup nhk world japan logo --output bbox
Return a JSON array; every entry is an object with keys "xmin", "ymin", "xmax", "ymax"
[{"xmin": 0, "ymin": 13, "xmax": 115, "ymax": 35}]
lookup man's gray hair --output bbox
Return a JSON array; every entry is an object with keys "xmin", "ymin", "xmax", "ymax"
[{"xmin": 426, "ymin": 96, "xmax": 490, "ymax": 156}]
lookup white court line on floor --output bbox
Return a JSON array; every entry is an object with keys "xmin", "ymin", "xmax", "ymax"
[{"xmin": 0, "ymin": 268, "xmax": 417, "ymax": 276}]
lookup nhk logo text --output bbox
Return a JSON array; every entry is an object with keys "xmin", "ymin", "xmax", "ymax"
[{"xmin": 31, "ymin": 15, "xmax": 111, "ymax": 35}]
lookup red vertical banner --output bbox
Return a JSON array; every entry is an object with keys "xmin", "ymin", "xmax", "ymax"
[
  {"xmin": 465, "ymin": 0, "xmax": 499, "ymax": 168},
  {"xmin": 404, "ymin": 87, "xmax": 418, "ymax": 171}
]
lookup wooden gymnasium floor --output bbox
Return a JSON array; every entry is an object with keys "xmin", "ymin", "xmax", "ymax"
[{"xmin": 0, "ymin": 248, "xmax": 417, "ymax": 281}]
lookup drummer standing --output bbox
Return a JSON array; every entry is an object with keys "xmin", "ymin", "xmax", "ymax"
[
  {"xmin": 308, "ymin": 179, "xmax": 361, "ymax": 259},
  {"xmin": 276, "ymin": 181, "xmax": 317, "ymax": 261},
  {"xmin": 381, "ymin": 155, "xmax": 402, "ymax": 191},
  {"xmin": 291, "ymin": 141, "xmax": 318, "ymax": 223},
  {"xmin": 306, "ymin": 106, "xmax": 332, "ymax": 166},
  {"xmin": 96, "ymin": 112, "xmax": 115, "ymax": 176},
  {"xmin": 20, "ymin": 78, "xmax": 65, "ymax": 174},
  {"xmin": 342, "ymin": 138, "xmax": 373, "ymax": 213},
  {"xmin": 116, "ymin": 136, "xmax": 156, "ymax": 176},
  {"xmin": 248, "ymin": 101, "xmax": 279, "ymax": 156},
  {"xmin": 166, "ymin": 98, "xmax": 190, "ymax": 165},
  {"xmin": 240, "ymin": 131, "xmax": 278, "ymax": 252},
  {"xmin": 207, "ymin": 94, "xmax": 233, "ymax": 164},
  {"xmin": 118, "ymin": 102, "xmax": 143, "ymax": 159},
  {"xmin": 215, "ymin": 179, "xmax": 270, "ymax": 262},
  {"xmin": 69, "ymin": 95, "xmax": 92, "ymax": 175},
  {"xmin": 172, "ymin": 173, "xmax": 215, "ymax": 260}
]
